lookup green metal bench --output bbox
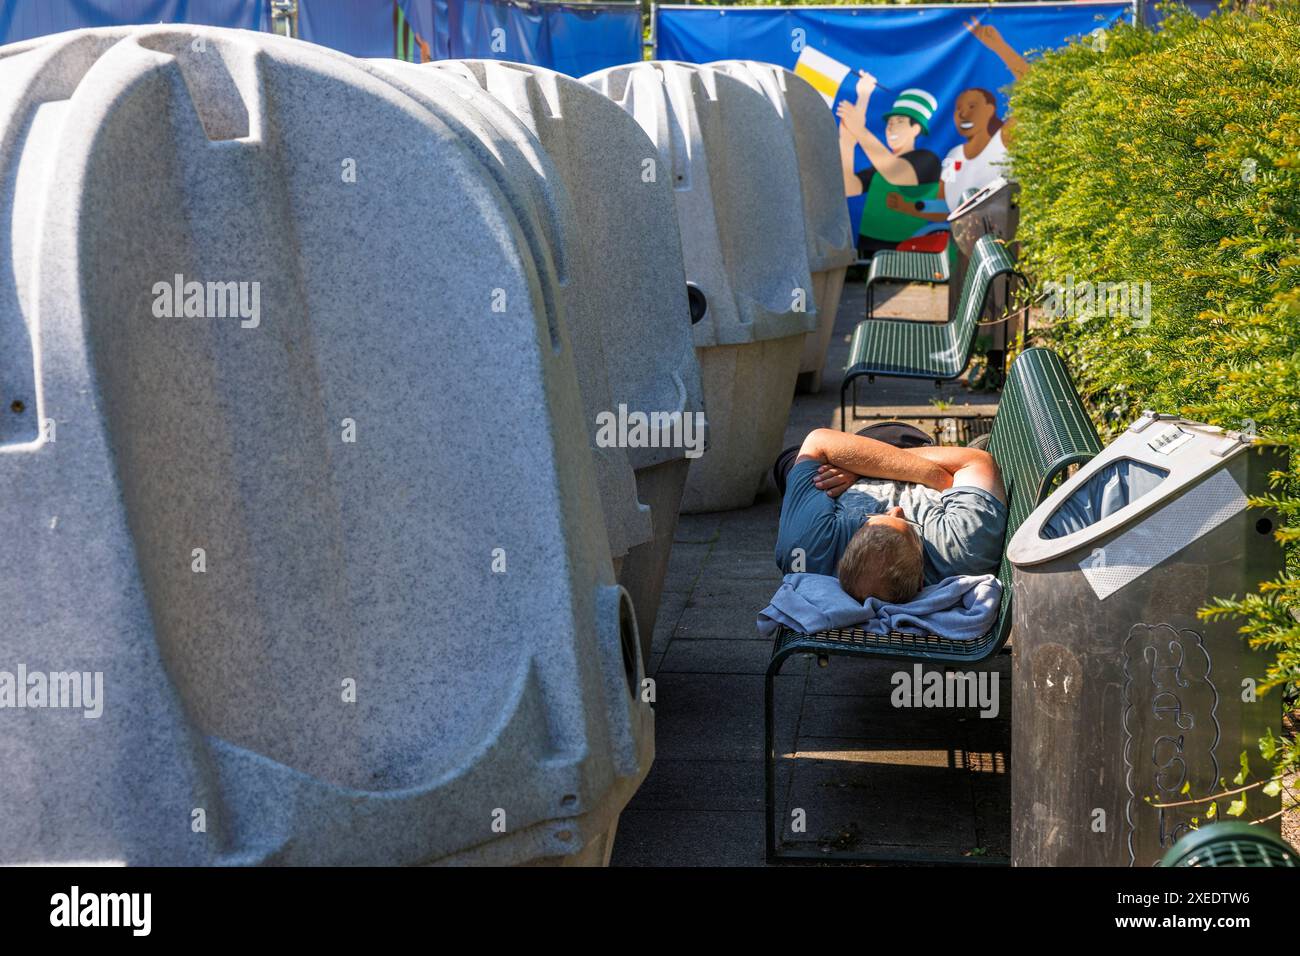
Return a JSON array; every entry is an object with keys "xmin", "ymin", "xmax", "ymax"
[
  {"xmin": 864, "ymin": 247, "xmax": 952, "ymax": 320},
  {"xmin": 842, "ymin": 234, "xmax": 1023, "ymax": 429},
  {"xmin": 863, "ymin": 188, "xmax": 983, "ymax": 320},
  {"xmin": 765, "ymin": 346, "xmax": 1102, "ymax": 864}
]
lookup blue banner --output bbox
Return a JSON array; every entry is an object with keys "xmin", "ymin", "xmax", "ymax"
[
  {"xmin": 0, "ymin": 0, "xmax": 268, "ymax": 45},
  {"xmin": 0, "ymin": 1, "xmax": 642, "ymax": 78},
  {"xmin": 309, "ymin": 0, "xmax": 642, "ymax": 73},
  {"xmin": 532, "ymin": 1, "xmax": 641, "ymax": 77},
  {"xmin": 300, "ymin": 1, "xmax": 640, "ymax": 76},
  {"xmin": 1141, "ymin": 0, "xmax": 1223, "ymax": 27},
  {"xmin": 656, "ymin": 2, "xmax": 1132, "ymax": 256},
  {"xmin": 382, "ymin": 0, "xmax": 640, "ymax": 75},
  {"xmin": 298, "ymin": 0, "xmax": 395, "ymax": 57}
]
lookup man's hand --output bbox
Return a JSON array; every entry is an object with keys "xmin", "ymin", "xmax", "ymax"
[
  {"xmin": 836, "ymin": 98, "xmax": 867, "ymax": 141},
  {"xmin": 813, "ymin": 464, "xmax": 861, "ymax": 499},
  {"xmin": 965, "ymin": 17, "xmax": 1030, "ymax": 80},
  {"xmin": 854, "ymin": 69, "xmax": 878, "ymax": 104},
  {"xmin": 965, "ymin": 18, "xmax": 1006, "ymax": 51}
]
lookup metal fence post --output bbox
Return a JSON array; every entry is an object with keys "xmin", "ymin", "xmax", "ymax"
[{"xmin": 270, "ymin": 0, "xmax": 298, "ymax": 39}]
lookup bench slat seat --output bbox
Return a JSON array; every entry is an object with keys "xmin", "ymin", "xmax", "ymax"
[
  {"xmin": 867, "ymin": 249, "xmax": 949, "ymax": 287},
  {"xmin": 864, "ymin": 247, "xmax": 952, "ymax": 320}
]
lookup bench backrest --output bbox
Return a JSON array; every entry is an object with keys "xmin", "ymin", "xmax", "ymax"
[
  {"xmin": 947, "ymin": 234, "xmax": 1018, "ymax": 363},
  {"xmin": 985, "ymin": 347, "xmax": 1102, "ymax": 648}
]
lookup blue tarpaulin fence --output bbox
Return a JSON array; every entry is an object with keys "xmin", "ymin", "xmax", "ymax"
[
  {"xmin": 420, "ymin": 0, "xmax": 640, "ymax": 75},
  {"xmin": 296, "ymin": 0, "xmax": 395, "ymax": 57},
  {"xmin": 0, "ymin": 2, "xmax": 1220, "ymax": 75},
  {"xmin": 0, "ymin": 0, "xmax": 269, "ymax": 44},
  {"xmin": 0, "ymin": 0, "xmax": 642, "ymax": 76},
  {"xmin": 296, "ymin": 0, "xmax": 641, "ymax": 72}
]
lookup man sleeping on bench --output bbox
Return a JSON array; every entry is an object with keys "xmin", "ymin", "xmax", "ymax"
[{"xmin": 773, "ymin": 425, "xmax": 1008, "ymax": 606}]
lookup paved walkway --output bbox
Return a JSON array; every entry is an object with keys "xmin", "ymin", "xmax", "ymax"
[{"xmin": 612, "ymin": 277, "xmax": 1007, "ymax": 866}]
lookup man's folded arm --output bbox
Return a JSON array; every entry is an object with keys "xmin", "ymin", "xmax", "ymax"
[
  {"xmin": 903, "ymin": 445, "xmax": 1007, "ymax": 503},
  {"xmin": 797, "ymin": 428, "xmax": 1006, "ymax": 503},
  {"xmin": 797, "ymin": 428, "xmax": 951, "ymax": 490}
]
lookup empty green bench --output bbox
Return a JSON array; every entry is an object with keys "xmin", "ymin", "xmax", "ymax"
[
  {"xmin": 863, "ymin": 188, "xmax": 984, "ymax": 320},
  {"xmin": 765, "ymin": 346, "xmax": 1101, "ymax": 864},
  {"xmin": 842, "ymin": 234, "xmax": 1024, "ymax": 429},
  {"xmin": 864, "ymin": 246, "xmax": 952, "ymax": 319}
]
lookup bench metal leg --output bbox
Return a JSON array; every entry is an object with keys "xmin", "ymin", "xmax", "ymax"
[
  {"xmin": 839, "ymin": 374, "xmax": 861, "ymax": 431},
  {"xmin": 764, "ymin": 657, "xmax": 781, "ymax": 863}
]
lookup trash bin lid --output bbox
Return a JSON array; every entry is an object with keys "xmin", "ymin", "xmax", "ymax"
[
  {"xmin": 1007, "ymin": 412, "xmax": 1258, "ymax": 570},
  {"xmin": 946, "ymin": 175, "xmax": 1017, "ymax": 223}
]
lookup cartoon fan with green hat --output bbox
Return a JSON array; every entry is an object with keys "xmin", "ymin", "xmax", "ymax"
[{"xmin": 837, "ymin": 72, "xmax": 943, "ymax": 255}]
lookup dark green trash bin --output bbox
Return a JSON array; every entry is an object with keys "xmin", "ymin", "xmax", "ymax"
[{"xmin": 1162, "ymin": 823, "xmax": 1297, "ymax": 867}]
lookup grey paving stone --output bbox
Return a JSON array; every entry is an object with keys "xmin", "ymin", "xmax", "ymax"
[
  {"xmin": 685, "ymin": 576, "xmax": 779, "ymax": 614},
  {"xmin": 971, "ymin": 771, "xmax": 1012, "ymax": 858},
  {"xmin": 962, "ymin": 709, "xmax": 1012, "ymax": 753},
  {"xmin": 802, "ymin": 654, "xmax": 916, "ymax": 697},
  {"xmin": 660, "ymin": 541, "xmax": 714, "ymax": 595},
  {"xmin": 711, "ymin": 499, "xmax": 783, "ymax": 542},
  {"xmin": 798, "ymin": 692, "xmax": 974, "ymax": 741},
  {"xmin": 702, "ymin": 549, "xmax": 785, "ymax": 582},
  {"xmin": 778, "ymin": 746, "xmax": 978, "ymax": 853},
  {"xmin": 610, "ymin": 810, "xmax": 766, "ymax": 867},
  {"xmin": 673, "ymin": 512, "xmax": 722, "ymax": 544},
  {"xmin": 651, "ymin": 672, "xmax": 804, "ymax": 761},
  {"xmin": 624, "ymin": 758, "xmax": 766, "ymax": 813},
  {"xmin": 671, "ymin": 604, "xmax": 769, "ymax": 641},
  {"xmin": 658, "ymin": 638, "xmax": 779, "ymax": 676},
  {"xmin": 651, "ymin": 589, "xmax": 689, "ymax": 655}
]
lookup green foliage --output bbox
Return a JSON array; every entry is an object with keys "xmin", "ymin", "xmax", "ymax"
[{"xmin": 1009, "ymin": 2, "xmax": 1300, "ymax": 781}]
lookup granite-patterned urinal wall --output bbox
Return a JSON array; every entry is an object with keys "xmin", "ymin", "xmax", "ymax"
[
  {"xmin": 584, "ymin": 61, "xmax": 817, "ymax": 514},
  {"xmin": 0, "ymin": 25, "xmax": 650, "ymax": 866}
]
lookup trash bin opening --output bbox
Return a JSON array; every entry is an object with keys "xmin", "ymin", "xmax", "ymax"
[{"xmin": 1040, "ymin": 458, "xmax": 1169, "ymax": 540}]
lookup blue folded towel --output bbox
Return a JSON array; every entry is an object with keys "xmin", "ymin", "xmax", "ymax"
[{"xmin": 756, "ymin": 572, "xmax": 1002, "ymax": 642}]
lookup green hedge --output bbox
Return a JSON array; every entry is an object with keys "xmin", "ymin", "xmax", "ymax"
[{"xmin": 1010, "ymin": 2, "xmax": 1300, "ymax": 800}]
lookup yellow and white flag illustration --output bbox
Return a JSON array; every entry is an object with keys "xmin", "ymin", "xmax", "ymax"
[{"xmin": 794, "ymin": 46, "xmax": 851, "ymax": 106}]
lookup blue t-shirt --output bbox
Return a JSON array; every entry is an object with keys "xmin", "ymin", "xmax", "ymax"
[{"xmin": 774, "ymin": 459, "xmax": 1008, "ymax": 585}]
